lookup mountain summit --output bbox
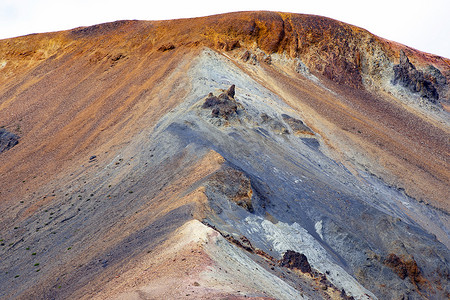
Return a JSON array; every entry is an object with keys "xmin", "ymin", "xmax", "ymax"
[{"xmin": 0, "ymin": 11, "xmax": 449, "ymax": 299}]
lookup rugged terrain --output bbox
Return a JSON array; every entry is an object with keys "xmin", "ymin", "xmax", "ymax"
[{"xmin": 0, "ymin": 11, "xmax": 449, "ymax": 299}]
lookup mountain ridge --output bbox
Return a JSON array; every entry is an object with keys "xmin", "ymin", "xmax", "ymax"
[{"xmin": 0, "ymin": 11, "xmax": 449, "ymax": 299}]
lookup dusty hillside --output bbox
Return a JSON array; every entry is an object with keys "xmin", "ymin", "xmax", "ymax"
[{"xmin": 0, "ymin": 11, "xmax": 449, "ymax": 299}]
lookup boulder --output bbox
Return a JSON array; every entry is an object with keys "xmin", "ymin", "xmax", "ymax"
[{"xmin": 280, "ymin": 250, "xmax": 312, "ymax": 273}]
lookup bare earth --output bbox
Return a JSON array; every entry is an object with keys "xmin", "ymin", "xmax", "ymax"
[{"xmin": 0, "ymin": 11, "xmax": 449, "ymax": 300}]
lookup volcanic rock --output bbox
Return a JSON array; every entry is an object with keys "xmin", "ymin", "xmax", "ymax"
[
  {"xmin": 226, "ymin": 84, "xmax": 235, "ymax": 98},
  {"xmin": 0, "ymin": 129, "xmax": 19, "ymax": 153},
  {"xmin": 384, "ymin": 253, "xmax": 423, "ymax": 286},
  {"xmin": 205, "ymin": 166, "xmax": 254, "ymax": 212},
  {"xmin": 280, "ymin": 250, "xmax": 312, "ymax": 274},
  {"xmin": 392, "ymin": 50, "xmax": 440, "ymax": 102},
  {"xmin": 202, "ymin": 86, "xmax": 239, "ymax": 120}
]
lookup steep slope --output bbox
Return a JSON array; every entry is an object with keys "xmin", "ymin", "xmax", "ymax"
[{"xmin": 0, "ymin": 11, "xmax": 449, "ymax": 300}]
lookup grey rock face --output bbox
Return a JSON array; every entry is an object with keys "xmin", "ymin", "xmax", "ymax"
[
  {"xmin": 392, "ymin": 50, "xmax": 440, "ymax": 103},
  {"xmin": 260, "ymin": 113, "xmax": 289, "ymax": 134},
  {"xmin": 0, "ymin": 128, "xmax": 19, "ymax": 153},
  {"xmin": 425, "ymin": 64, "xmax": 447, "ymax": 86}
]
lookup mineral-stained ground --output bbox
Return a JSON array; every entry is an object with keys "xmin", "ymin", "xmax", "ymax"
[{"xmin": 0, "ymin": 11, "xmax": 449, "ymax": 299}]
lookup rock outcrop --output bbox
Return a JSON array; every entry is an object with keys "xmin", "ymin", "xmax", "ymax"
[
  {"xmin": 0, "ymin": 128, "xmax": 19, "ymax": 153},
  {"xmin": 383, "ymin": 253, "xmax": 423, "ymax": 285},
  {"xmin": 202, "ymin": 85, "xmax": 239, "ymax": 120},
  {"xmin": 205, "ymin": 166, "xmax": 254, "ymax": 212},
  {"xmin": 280, "ymin": 250, "xmax": 312, "ymax": 273},
  {"xmin": 281, "ymin": 114, "xmax": 314, "ymax": 135},
  {"xmin": 392, "ymin": 50, "xmax": 440, "ymax": 102},
  {"xmin": 260, "ymin": 113, "xmax": 289, "ymax": 134}
]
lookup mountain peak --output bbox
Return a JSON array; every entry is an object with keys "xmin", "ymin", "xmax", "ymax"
[{"xmin": 0, "ymin": 11, "xmax": 449, "ymax": 299}]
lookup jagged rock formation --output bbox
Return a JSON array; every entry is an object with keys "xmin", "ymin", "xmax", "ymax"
[
  {"xmin": 0, "ymin": 11, "xmax": 449, "ymax": 300},
  {"xmin": 202, "ymin": 85, "xmax": 239, "ymax": 120},
  {"xmin": 205, "ymin": 165, "xmax": 254, "ymax": 212},
  {"xmin": 280, "ymin": 250, "xmax": 312, "ymax": 274},
  {"xmin": 393, "ymin": 50, "xmax": 440, "ymax": 102}
]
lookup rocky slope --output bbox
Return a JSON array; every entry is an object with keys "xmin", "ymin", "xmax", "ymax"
[{"xmin": 0, "ymin": 11, "xmax": 449, "ymax": 299}]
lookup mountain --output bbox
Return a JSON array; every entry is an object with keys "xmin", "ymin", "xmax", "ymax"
[{"xmin": 0, "ymin": 11, "xmax": 448, "ymax": 299}]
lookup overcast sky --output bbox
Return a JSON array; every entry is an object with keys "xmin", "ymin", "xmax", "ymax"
[{"xmin": 1, "ymin": 0, "xmax": 449, "ymax": 58}]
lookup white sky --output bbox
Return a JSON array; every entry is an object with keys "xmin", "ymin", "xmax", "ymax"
[{"xmin": 0, "ymin": 0, "xmax": 449, "ymax": 58}]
